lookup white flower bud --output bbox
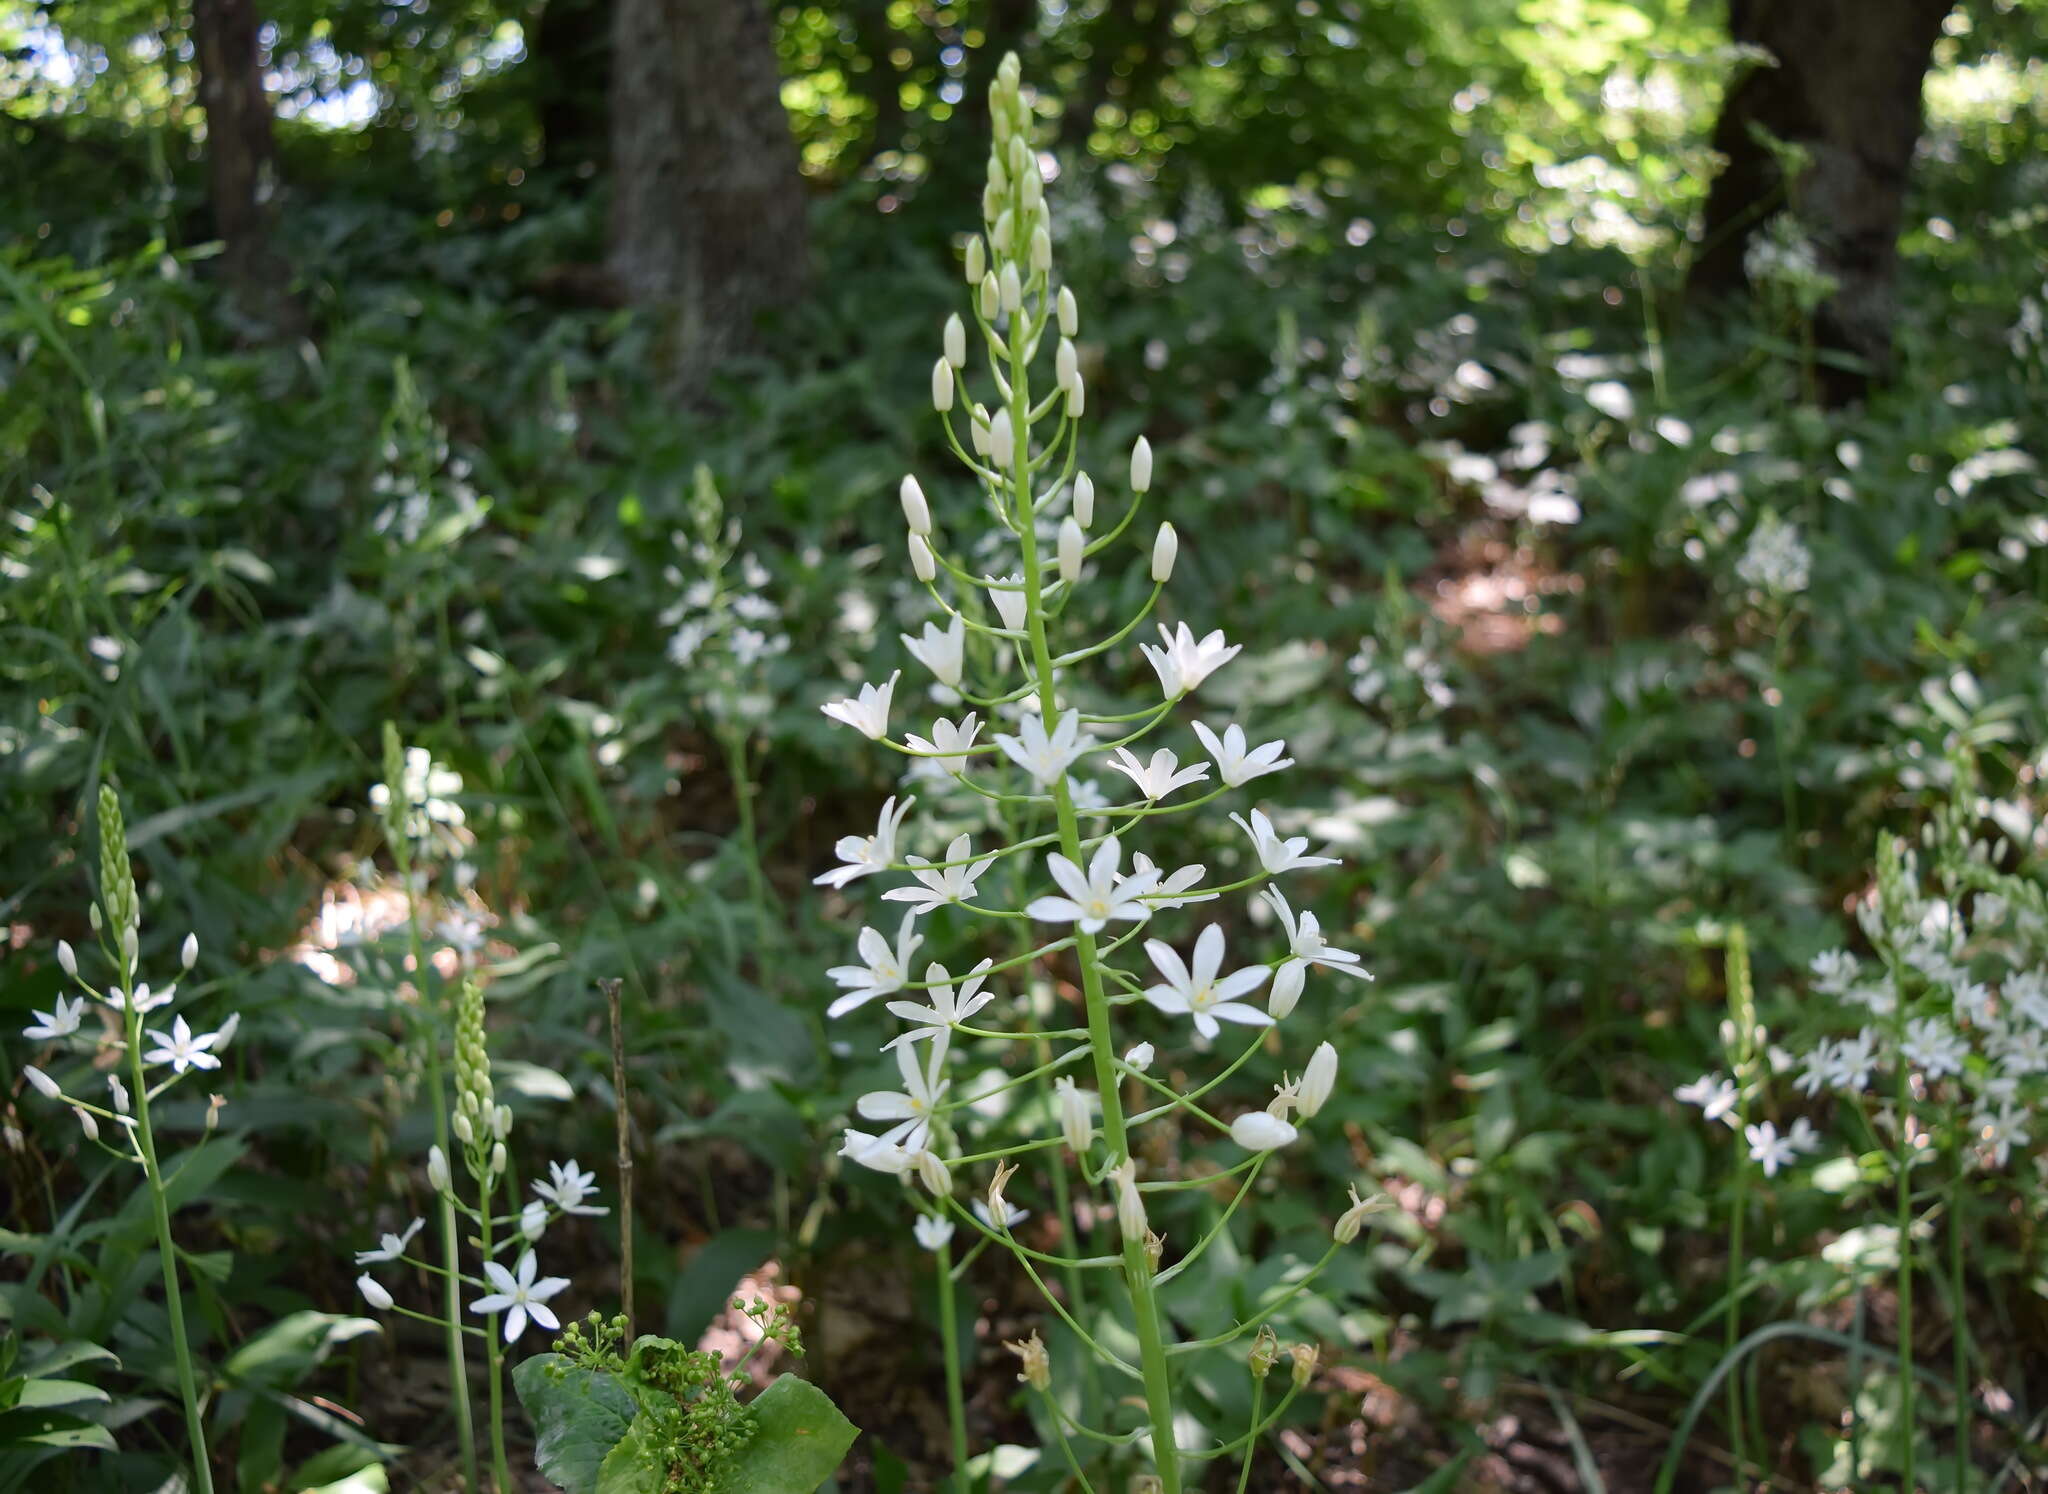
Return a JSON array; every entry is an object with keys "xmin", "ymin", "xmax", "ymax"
[
  {"xmin": 1130, "ymin": 435, "xmax": 1153, "ymax": 494},
  {"xmin": 1058, "ymin": 517, "xmax": 1084, "ymax": 585},
  {"xmin": 909, "ymin": 533, "xmax": 937, "ymax": 583},
  {"xmin": 522, "ymin": 1199, "xmax": 548, "ymax": 1241},
  {"xmin": 932, "ymin": 358, "xmax": 954, "ymax": 413},
  {"xmin": 998, "ymin": 263, "xmax": 1023, "ymax": 315},
  {"xmin": 1072, "ymin": 472, "xmax": 1095, "ymax": 528},
  {"xmin": 1057, "ymin": 286, "xmax": 1078, "ymax": 337},
  {"xmin": 1020, "ymin": 166, "xmax": 1043, "ymax": 212},
  {"xmin": 489, "ymin": 1141, "xmax": 507, "ymax": 1176},
  {"xmin": 74, "ymin": 1106, "xmax": 98, "ymax": 1141},
  {"xmin": 24, "ymin": 1065, "xmax": 61, "ymax": 1100},
  {"xmin": 357, "ymin": 1273, "xmax": 394, "ymax": 1310},
  {"xmin": 180, "ymin": 932, "xmax": 199, "ymax": 970},
  {"xmin": 57, "ymin": 940, "xmax": 77, "ymax": 979},
  {"xmin": 427, "ymin": 1145, "xmax": 451, "ymax": 1192},
  {"xmin": 1056, "ymin": 337, "xmax": 1078, "ymax": 390},
  {"xmin": 982, "ymin": 182, "xmax": 1002, "ymax": 225},
  {"xmin": 1298, "ymin": 1042, "xmax": 1338, "ymax": 1118},
  {"xmin": 989, "ymin": 409, "xmax": 1015, "ymax": 469},
  {"xmin": 943, "ymin": 313, "xmax": 967, "ymax": 369},
  {"xmin": 452, "ymin": 1111, "xmax": 473, "ymax": 1144},
  {"xmin": 1269, "ymin": 959, "xmax": 1305, "ymax": 1020},
  {"xmin": 1111, "ymin": 1158, "xmax": 1147, "ymax": 1243},
  {"xmin": 122, "ymin": 925, "xmax": 139, "ymax": 968},
  {"xmin": 494, "ymin": 1103, "xmax": 513, "ymax": 1140},
  {"xmin": 978, "ymin": 273, "xmax": 1000, "ymax": 321},
  {"xmin": 108, "ymin": 1075, "xmax": 129, "ymax": 1114},
  {"xmin": 1065, "ymin": 379, "xmax": 1085, "ymax": 418},
  {"xmin": 969, "ymin": 404, "xmax": 991, "ymax": 456},
  {"xmin": 1030, "ymin": 225, "xmax": 1052, "ymax": 274},
  {"xmin": 1008, "ymin": 133, "xmax": 1032, "ymax": 181},
  {"xmin": 993, "ymin": 209, "xmax": 1015, "ymax": 258},
  {"xmin": 1151, "ymin": 522, "xmax": 1178, "ymax": 583},
  {"xmin": 900, "ymin": 476, "xmax": 932, "ymax": 535},
  {"xmin": 88, "ymin": 904, "xmax": 102, "ymax": 933},
  {"xmin": 1230, "ymin": 1111, "xmax": 1299, "ymax": 1152},
  {"xmin": 964, "ymin": 235, "xmax": 986, "ymax": 285},
  {"xmin": 1123, "ymin": 1041, "xmax": 1154, "ymax": 1073},
  {"xmin": 213, "ymin": 1012, "xmax": 240, "ymax": 1051},
  {"xmin": 916, "ymin": 1148, "xmax": 950, "ymax": 1196},
  {"xmin": 1056, "ymin": 1077, "xmax": 1093, "ymax": 1156}
]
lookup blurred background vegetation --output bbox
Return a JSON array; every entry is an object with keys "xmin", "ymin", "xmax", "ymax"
[{"xmin": 4, "ymin": 0, "xmax": 2048, "ymax": 1488}]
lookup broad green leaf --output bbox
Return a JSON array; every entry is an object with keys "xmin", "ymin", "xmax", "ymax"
[
  {"xmin": 512, "ymin": 1355, "xmax": 637, "ymax": 1493},
  {"xmin": 15, "ymin": 1378, "xmax": 109, "ymax": 1410},
  {"xmin": 593, "ymin": 1414, "xmax": 666, "ymax": 1494},
  {"xmin": 664, "ymin": 1230, "xmax": 775, "ymax": 1344},
  {"xmin": 720, "ymin": 1375, "xmax": 857, "ymax": 1494}
]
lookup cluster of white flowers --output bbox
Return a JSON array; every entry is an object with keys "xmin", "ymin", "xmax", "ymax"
[
  {"xmin": 1733, "ymin": 510, "xmax": 1812, "ymax": 599},
  {"xmin": 20, "ymin": 791, "xmax": 234, "ymax": 1150},
  {"xmin": 813, "ymin": 54, "xmax": 1378, "ymax": 1480},
  {"xmin": 354, "ymin": 1153, "xmax": 604, "ymax": 1342},
  {"xmin": 1679, "ymin": 811, "xmax": 2048, "ymax": 1179},
  {"xmin": 370, "ymin": 744, "xmax": 469, "ymax": 856},
  {"xmin": 368, "ymin": 367, "xmax": 487, "ymax": 550},
  {"xmin": 1348, "ymin": 636, "xmax": 1455, "ymax": 719},
  {"xmin": 660, "ymin": 466, "xmax": 789, "ymax": 725}
]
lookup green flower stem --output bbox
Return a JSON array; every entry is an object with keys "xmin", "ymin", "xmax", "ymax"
[
  {"xmin": 1952, "ymin": 1154, "xmax": 1970, "ymax": 1492},
  {"xmin": 120, "ymin": 965, "xmax": 215, "ymax": 1494},
  {"xmin": 940, "ymin": 1193, "xmax": 1118, "ymax": 1269},
  {"xmin": 1170, "ymin": 1243, "xmax": 1344, "ymax": 1354},
  {"xmin": 477, "ymin": 1175, "xmax": 512, "ymax": 1493},
  {"xmin": 1117, "ymin": 1063, "xmax": 1231, "ymax": 1134},
  {"xmin": 1234, "ymin": 1380, "xmax": 1264, "ymax": 1492},
  {"xmin": 935, "ymin": 1237, "xmax": 972, "ymax": 1492},
  {"xmin": 395, "ymin": 843, "xmax": 479, "ymax": 1494},
  {"xmin": 718, "ymin": 723, "xmax": 774, "ymax": 924},
  {"xmin": 1153, "ymin": 1156, "xmax": 1266, "ymax": 1286},
  {"xmin": 1133, "ymin": 1030, "xmax": 1269, "ymax": 1121},
  {"xmin": 1035, "ymin": 1386, "xmax": 1100, "ymax": 1491},
  {"xmin": 938, "ymin": 1047, "xmax": 1091, "ymax": 1113},
  {"xmin": 1008, "ymin": 318, "xmax": 1184, "ymax": 1494}
]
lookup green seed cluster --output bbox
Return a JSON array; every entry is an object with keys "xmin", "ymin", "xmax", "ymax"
[{"xmin": 453, "ymin": 976, "xmax": 505, "ymax": 1179}]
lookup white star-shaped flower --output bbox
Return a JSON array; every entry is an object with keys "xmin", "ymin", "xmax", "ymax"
[
  {"xmin": 1744, "ymin": 1121, "xmax": 1798, "ymax": 1178},
  {"xmin": 1025, "ymin": 837, "xmax": 1160, "ymax": 933},
  {"xmin": 470, "ymin": 1250, "xmax": 570, "ymax": 1343},
  {"xmin": 24, "ymin": 993, "xmax": 86, "ymax": 1043},
  {"xmin": 816, "ymin": 795, "xmax": 916, "ymax": 889},
  {"xmin": 1141, "ymin": 926, "xmax": 1273, "ymax": 1040},
  {"xmin": 857, "ymin": 1036, "xmax": 951, "ymax": 1153},
  {"xmin": 113, "ymin": 982, "xmax": 177, "ymax": 1015},
  {"xmin": 904, "ymin": 714, "xmax": 982, "ymax": 776},
  {"xmin": 1138, "ymin": 623, "xmax": 1241, "ymax": 699},
  {"xmin": 1106, "ymin": 746, "xmax": 1210, "ymax": 803},
  {"xmin": 533, "ymin": 1160, "xmax": 607, "ymax": 1216},
  {"xmin": 903, "ymin": 617, "xmax": 967, "ymax": 688},
  {"xmin": 884, "ymin": 834, "xmax": 993, "ymax": 915},
  {"xmin": 1131, "ymin": 853, "xmax": 1215, "ymax": 909},
  {"xmin": 1231, "ymin": 809, "xmax": 1340, "ymax": 875},
  {"xmin": 1262, "ymin": 888, "xmax": 1371, "ymax": 1017},
  {"xmin": 142, "ymin": 1015, "xmax": 223, "ymax": 1074},
  {"xmin": 995, "ymin": 709, "xmax": 1087, "ymax": 788},
  {"xmin": 1675, "ymin": 1071, "xmax": 1740, "ymax": 1127},
  {"xmin": 1191, "ymin": 722, "xmax": 1293, "ymax": 787},
  {"xmin": 827, "ymin": 912, "xmax": 925, "ymax": 1019},
  {"xmin": 355, "ymin": 1218, "xmax": 426, "ymax": 1265},
  {"xmin": 885, "ymin": 960, "xmax": 996, "ymax": 1050},
  {"xmin": 821, "ymin": 671, "xmax": 901, "ymax": 739}
]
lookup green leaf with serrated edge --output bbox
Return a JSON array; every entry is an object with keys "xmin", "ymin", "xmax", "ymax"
[
  {"xmin": 512, "ymin": 1354, "xmax": 638, "ymax": 1493},
  {"xmin": 717, "ymin": 1376, "xmax": 857, "ymax": 1494},
  {"xmin": 593, "ymin": 1414, "xmax": 667, "ymax": 1494}
]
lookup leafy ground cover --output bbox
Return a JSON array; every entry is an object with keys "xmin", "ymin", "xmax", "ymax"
[{"xmin": 5, "ymin": 5, "xmax": 2048, "ymax": 1490}]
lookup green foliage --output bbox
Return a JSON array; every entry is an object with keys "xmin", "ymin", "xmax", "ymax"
[{"xmin": 514, "ymin": 1311, "xmax": 855, "ymax": 1494}]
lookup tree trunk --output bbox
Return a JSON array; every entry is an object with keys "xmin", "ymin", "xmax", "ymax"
[
  {"xmin": 533, "ymin": 0, "xmax": 610, "ymax": 183},
  {"xmin": 608, "ymin": 0, "xmax": 807, "ymax": 400},
  {"xmin": 191, "ymin": 0, "xmax": 303, "ymax": 340},
  {"xmin": 1689, "ymin": 0, "xmax": 1951, "ymax": 403}
]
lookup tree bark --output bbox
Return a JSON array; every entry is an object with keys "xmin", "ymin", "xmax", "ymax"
[
  {"xmin": 1689, "ymin": 0, "xmax": 1951, "ymax": 403},
  {"xmin": 533, "ymin": 0, "xmax": 611, "ymax": 183},
  {"xmin": 607, "ymin": 0, "xmax": 808, "ymax": 399},
  {"xmin": 191, "ymin": 0, "xmax": 303, "ymax": 340}
]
